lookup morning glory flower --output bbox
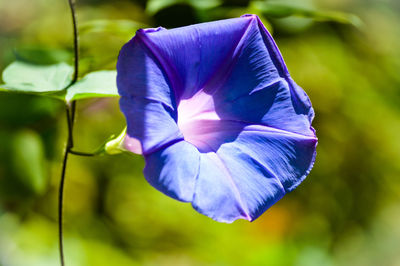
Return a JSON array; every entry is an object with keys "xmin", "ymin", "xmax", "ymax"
[{"xmin": 116, "ymin": 14, "xmax": 317, "ymax": 223}]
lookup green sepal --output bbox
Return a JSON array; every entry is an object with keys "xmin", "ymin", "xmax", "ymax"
[{"xmin": 103, "ymin": 127, "xmax": 128, "ymax": 155}]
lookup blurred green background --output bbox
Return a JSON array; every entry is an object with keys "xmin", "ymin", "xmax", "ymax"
[{"xmin": 1, "ymin": 0, "xmax": 400, "ymax": 265}]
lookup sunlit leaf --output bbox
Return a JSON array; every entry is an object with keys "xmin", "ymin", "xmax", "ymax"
[
  {"xmin": 11, "ymin": 130, "xmax": 48, "ymax": 195},
  {"xmin": 1, "ymin": 61, "xmax": 118, "ymax": 102},
  {"xmin": 1, "ymin": 61, "xmax": 72, "ymax": 94},
  {"xmin": 66, "ymin": 70, "xmax": 118, "ymax": 102},
  {"xmin": 252, "ymin": 1, "xmax": 362, "ymax": 26}
]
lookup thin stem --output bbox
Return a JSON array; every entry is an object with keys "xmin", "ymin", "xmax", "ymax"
[
  {"xmin": 58, "ymin": 117, "xmax": 69, "ymax": 266},
  {"xmin": 65, "ymin": 104, "xmax": 74, "ymax": 149},
  {"xmin": 69, "ymin": 0, "xmax": 79, "ymax": 85},
  {"xmin": 69, "ymin": 149, "xmax": 97, "ymax": 157},
  {"xmin": 59, "ymin": 0, "xmax": 79, "ymax": 265},
  {"xmin": 59, "ymin": 106, "xmax": 76, "ymax": 266}
]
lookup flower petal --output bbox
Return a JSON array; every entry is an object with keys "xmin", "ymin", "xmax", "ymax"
[
  {"xmin": 143, "ymin": 141, "xmax": 200, "ymax": 202},
  {"xmin": 255, "ymin": 16, "xmax": 314, "ymax": 120},
  {"xmin": 190, "ymin": 121, "xmax": 316, "ymax": 222},
  {"xmin": 192, "ymin": 152, "xmax": 252, "ymax": 223},
  {"xmin": 208, "ymin": 16, "xmax": 314, "ymax": 135},
  {"xmin": 170, "ymin": 15, "xmax": 314, "ymax": 137},
  {"xmin": 117, "ymin": 35, "xmax": 176, "ymax": 109},
  {"xmin": 194, "ymin": 120, "xmax": 317, "ymax": 192},
  {"xmin": 215, "ymin": 78, "xmax": 315, "ymax": 137},
  {"xmin": 138, "ymin": 16, "xmax": 256, "ymax": 99},
  {"xmin": 142, "ymin": 119, "xmax": 316, "ymax": 223},
  {"xmin": 205, "ymin": 15, "xmax": 282, "ymax": 99},
  {"xmin": 225, "ymin": 126, "xmax": 317, "ymax": 193},
  {"xmin": 120, "ymin": 96, "xmax": 183, "ymax": 154},
  {"xmin": 214, "ymin": 146, "xmax": 286, "ymax": 221}
]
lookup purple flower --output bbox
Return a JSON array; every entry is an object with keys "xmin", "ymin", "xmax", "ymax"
[{"xmin": 117, "ymin": 15, "xmax": 317, "ymax": 223}]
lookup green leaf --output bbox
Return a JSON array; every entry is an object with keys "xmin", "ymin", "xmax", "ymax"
[
  {"xmin": 252, "ymin": 1, "xmax": 362, "ymax": 27},
  {"xmin": 11, "ymin": 130, "xmax": 48, "ymax": 195},
  {"xmin": 66, "ymin": 70, "xmax": 118, "ymax": 102},
  {"xmin": 1, "ymin": 61, "xmax": 72, "ymax": 94},
  {"xmin": 146, "ymin": 0, "xmax": 221, "ymax": 15},
  {"xmin": 80, "ymin": 19, "xmax": 147, "ymax": 37},
  {"xmin": 1, "ymin": 61, "xmax": 119, "ymax": 102}
]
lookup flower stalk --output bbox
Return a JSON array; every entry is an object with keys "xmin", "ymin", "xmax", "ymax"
[{"xmin": 58, "ymin": 0, "xmax": 79, "ymax": 265}]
